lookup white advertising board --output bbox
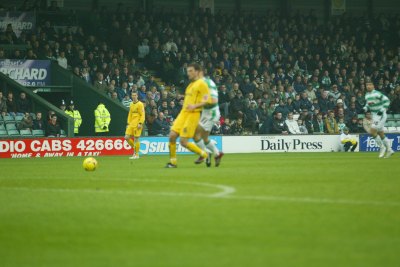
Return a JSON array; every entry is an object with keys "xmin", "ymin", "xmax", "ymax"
[{"xmin": 222, "ymin": 135, "xmax": 357, "ymax": 153}]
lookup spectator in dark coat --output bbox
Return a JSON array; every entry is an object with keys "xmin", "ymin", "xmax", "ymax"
[
  {"xmin": 348, "ymin": 117, "xmax": 360, "ymax": 133},
  {"xmin": 318, "ymin": 91, "xmax": 329, "ymax": 114},
  {"xmin": 275, "ymin": 100, "xmax": 290, "ymax": 119},
  {"xmin": 168, "ymin": 101, "xmax": 179, "ymax": 119},
  {"xmin": 152, "ymin": 112, "xmax": 170, "ymax": 136},
  {"xmin": 313, "ymin": 113, "xmax": 326, "ymax": 133},
  {"xmin": 293, "ymin": 94, "xmax": 302, "ymax": 113},
  {"xmin": 111, "ymin": 68, "xmax": 124, "ymax": 88},
  {"xmin": 221, "ymin": 118, "xmax": 232, "ymax": 135},
  {"xmin": 138, "ymin": 85, "xmax": 147, "ymax": 102},
  {"xmin": 299, "ymin": 92, "xmax": 313, "ymax": 111},
  {"xmin": 241, "ymin": 75, "xmax": 255, "ymax": 96},
  {"xmin": 245, "ymin": 101, "xmax": 259, "ymax": 133},
  {"xmin": 46, "ymin": 114, "xmax": 61, "ymax": 137},
  {"xmin": 327, "ymin": 96, "xmax": 336, "ymax": 111},
  {"xmin": 161, "ymin": 56, "xmax": 175, "ymax": 84},
  {"xmin": 259, "ymin": 114, "xmax": 273, "ymax": 134},
  {"xmin": 346, "ymin": 103, "xmax": 358, "ymax": 122},
  {"xmin": 148, "ymin": 41, "xmax": 163, "ymax": 74},
  {"xmin": 94, "ymin": 72, "xmax": 109, "ymax": 94},
  {"xmin": 271, "ymin": 112, "xmax": 289, "ymax": 134},
  {"xmin": 229, "ymin": 91, "xmax": 245, "ymax": 119},
  {"xmin": 16, "ymin": 92, "xmax": 31, "ymax": 114},
  {"xmin": 304, "ymin": 113, "xmax": 314, "ymax": 134},
  {"xmin": 33, "ymin": 112, "xmax": 44, "ymax": 130},
  {"xmin": 312, "ymin": 98, "xmax": 320, "ymax": 112},
  {"xmin": 256, "ymin": 102, "xmax": 268, "ymax": 123},
  {"xmin": 230, "ymin": 118, "xmax": 244, "ymax": 135},
  {"xmin": 357, "ymin": 118, "xmax": 366, "ymax": 133},
  {"xmin": 17, "ymin": 112, "xmax": 33, "ymax": 130},
  {"xmin": 284, "ymin": 98, "xmax": 294, "ymax": 113},
  {"xmin": 218, "ymin": 85, "xmax": 230, "ymax": 118},
  {"xmin": 293, "ymin": 76, "xmax": 306, "ymax": 93},
  {"xmin": 6, "ymin": 92, "xmax": 17, "ymax": 115},
  {"xmin": 0, "ymin": 91, "xmax": 7, "ymax": 116},
  {"xmin": 116, "ymin": 82, "xmax": 131, "ymax": 101}
]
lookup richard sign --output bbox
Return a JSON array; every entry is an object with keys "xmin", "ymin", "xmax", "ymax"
[{"xmin": 0, "ymin": 60, "xmax": 51, "ymax": 86}]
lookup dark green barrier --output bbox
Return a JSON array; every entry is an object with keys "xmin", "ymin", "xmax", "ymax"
[
  {"xmin": 0, "ymin": 71, "xmax": 74, "ymax": 136},
  {"xmin": 51, "ymin": 63, "xmax": 128, "ymax": 136},
  {"xmin": 50, "ymin": 62, "xmax": 72, "ymax": 86}
]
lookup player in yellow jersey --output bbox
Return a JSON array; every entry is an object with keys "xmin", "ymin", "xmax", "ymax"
[
  {"xmin": 165, "ymin": 63, "xmax": 210, "ymax": 168},
  {"xmin": 125, "ymin": 91, "xmax": 145, "ymax": 159}
]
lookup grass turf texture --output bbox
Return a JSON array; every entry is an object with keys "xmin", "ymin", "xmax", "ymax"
[{"xmin": 0, "ymin": 153, "xmax": 399, "ymax": 267}]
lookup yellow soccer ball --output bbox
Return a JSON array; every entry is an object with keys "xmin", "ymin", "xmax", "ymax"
[{"xmin": 83, "ymin": 157, "xmax": 98, "ymax": 171}]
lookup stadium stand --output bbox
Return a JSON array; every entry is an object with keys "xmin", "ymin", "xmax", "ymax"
[
  {"xmin": 7, "ymin": 129, "xmax": 20, "ymax": 136},
  {"xmin": 32, "ymin": 129, "xmax": 45, "ymax": 137},
  {"xmin": 0, "ymin": 2, "xmax": 399, "ymax": 136},
  {"xmin": 20, "ymin": 129, "xmax": 32, "ymax": 136}
]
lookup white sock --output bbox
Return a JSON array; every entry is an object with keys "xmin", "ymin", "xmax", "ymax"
[
  {"xmin": 374, "ymin": 136, "xmax": 383, "ymax": 147},
  {"xmin": 195, "ymin": 139, "xmax": 206, "ymax": 150},
  {"xmin": 381, "ymin": 136, "xmax": 391, "ymax": 151},
  {"xmin": 205, "ymin": 140, "xmax": 220, "ymax": 156}
]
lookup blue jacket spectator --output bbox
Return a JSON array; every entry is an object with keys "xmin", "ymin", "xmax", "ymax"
[{"xmin": 116, "ymin": 82, "xmax": 131, "ymax": 101}]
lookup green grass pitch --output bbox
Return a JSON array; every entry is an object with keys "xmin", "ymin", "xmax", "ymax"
[{"xmin": 0, "ymin": 153, "xmax": 399, "ymax": 267}]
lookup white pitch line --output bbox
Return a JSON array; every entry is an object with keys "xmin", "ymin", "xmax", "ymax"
[
  {"xmin": 0, "ymin": 178, "xmax": 236, "ymax": 198},
  {"xmin": 94, "ymin": 178, "xmax": 237, "ymax": 198},
  {"xmin": 1, "ymin": 186, "xmax": 400, "ymax": 207},
  {"xmin": 222, "ymin": 195, "xmax": 400, "ymax": 207}
]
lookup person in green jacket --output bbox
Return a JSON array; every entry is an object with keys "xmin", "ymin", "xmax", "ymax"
[
  {"xmin": 94, "ymin": 102, "xmax": 111, "ymax": 134},
  {"xmin": 65, "ymin": 100, "xmax": 82, "ymax": 134}
]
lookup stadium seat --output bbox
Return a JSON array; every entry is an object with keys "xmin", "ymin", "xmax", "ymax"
[
  {"xmin": 60, "ymin": 129, "xmax": 66, "ymax": 137},
  {"xmin": 387, "ymin": 114, "xmax": 394, "ymax": 119},
  {"xmin": 30, "ymin": 113, "xmax": 36, "ymax": 120},
  {"xmin": 14, "ymin": 115, "xmax": 24, "ymax": 122},
  {"xmin": 395, "ymin": 121, "xmax": 400, "ymax": 127},
  {"xmin": 32, "ymin": 129, "xmax": 45, "ymax": 137},
  {"xmin": 357, "ymin": 114, "xmax": 365, "ymax": 119},
  {"xmin": 394, "ymin": 114, "xmax": 400, "ymax": 119},
  {"xmin": 20, "ymin": 129, "xmax": 32, "ymax": 136},
  {"xmin": 6, "ymin": 124, "xmax": 17, "ymax": 131},
  {"xmin": 3, "ymin": 115, "xmax": 15, "ymax": 123},
  {"xmin": 386, "ymin": 121, "xmax": 395, "ymax": 127},
  {"xmin": 0, "ymin": 129, "xmax": 7, "ymax": 137},
  {"xmin": 7, "ymin": 130, "xmax": 20, "ymax": 136},
  {"xmin": 0, "ymin": 124, "xmax": 5, "ymax": 131},
  {"xmin": 388, "ymin": 127, "xmax": 397, "ymax": 133}
]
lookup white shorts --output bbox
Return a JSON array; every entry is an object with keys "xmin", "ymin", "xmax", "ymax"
[
  {"xmin": 371, "ymin": 112, "xmax": 387, "ymax": 131},
  {"xmin": 199, "ymin": 108, "xmax": 220, "ymax": 132}
]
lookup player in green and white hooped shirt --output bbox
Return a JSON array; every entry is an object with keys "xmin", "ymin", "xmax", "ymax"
[
  {"xmin": 363, "ymin": 81, "xmax": 394, "ymax": 158},
  {"xmin": 193, "ymin": 71, "xmax": 224, "ymax": 167}
]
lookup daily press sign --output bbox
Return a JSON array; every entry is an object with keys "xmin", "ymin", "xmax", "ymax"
[
  {"xmin": 222, "ymin": 135, "xmax": 343, "ymax": 153},
  {"xmin": 0, "ymin": 60, "xmax": 51, "ymax": 86}
]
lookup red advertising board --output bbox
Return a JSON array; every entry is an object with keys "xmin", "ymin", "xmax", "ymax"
[{"xmin": 0, "ymin": 137, "xmax": 133, "ymax": 158}]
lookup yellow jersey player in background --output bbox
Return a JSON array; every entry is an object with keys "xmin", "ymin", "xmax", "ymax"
[
  {"xmin": 165, "ymin": 63, "xmax": 210, "ymax": 168},
  {"xmin": 125, "ymin": 91, "xmax": 145, "ymax": 159}
]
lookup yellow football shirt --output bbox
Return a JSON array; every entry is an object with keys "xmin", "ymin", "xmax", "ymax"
[
  {"xmin": 182, "ymin": 79, "xmax": 210, "ymax": 112},
  {"xmin": 127, "ymin": 101, "xmax": 145, "ymax": 127}
]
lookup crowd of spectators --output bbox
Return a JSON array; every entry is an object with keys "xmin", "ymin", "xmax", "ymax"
[{"xmin": 1, "ymin": 3, "xmax": 400, "ymax": 136}]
